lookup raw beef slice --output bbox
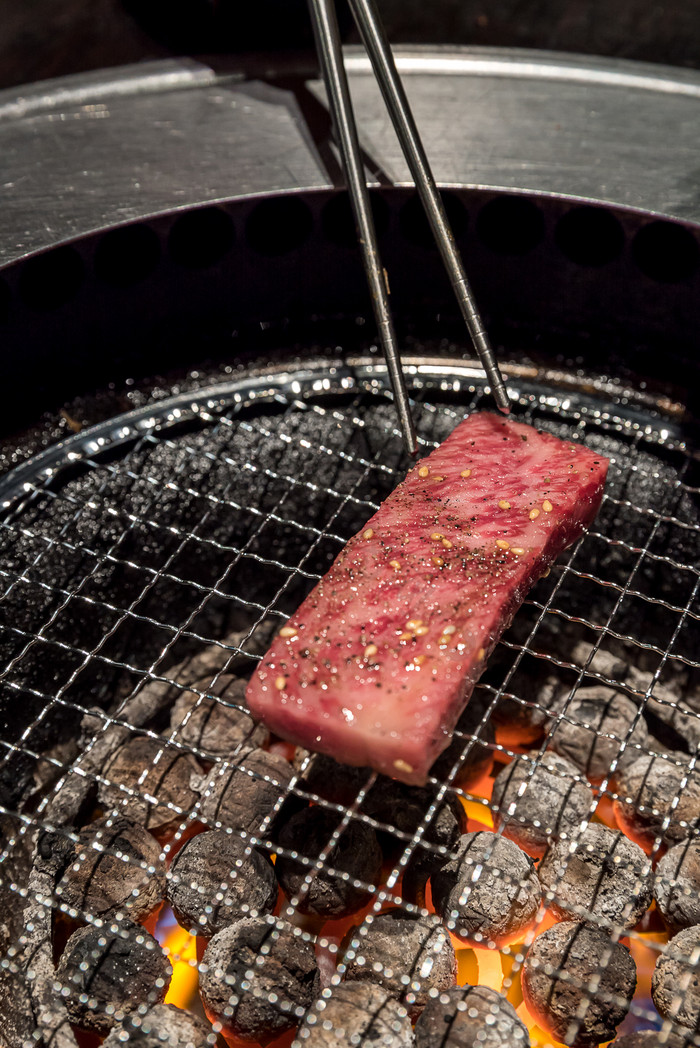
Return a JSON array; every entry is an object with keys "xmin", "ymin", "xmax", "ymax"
[{"xmin": 246, "ymin": 412, "xmax": 608, "ymax": 784}]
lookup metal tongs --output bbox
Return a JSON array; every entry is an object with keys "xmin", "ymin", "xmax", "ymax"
[{"xmin": 308, "ymin": 0, "xmax": 510, "ymax": 455}]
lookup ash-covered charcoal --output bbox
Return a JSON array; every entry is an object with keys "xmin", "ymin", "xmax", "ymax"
[
  {"xmin": 51, "ymin": 815, "xmax": 166, "ymax": 922},
  {"xmin": 652, "ymin": 925, "xmax": 700, "ymax": 1029},
  {"xmin": 613, "ymin": 752, "xmax": 700, "ymax": 851},
  {"xmin": 430, "ymin": 694, "xmax": 496, "ymax": 789},
  {"xmin": 628, "ymin": 666, "xmax": 700, "ymax": 754},
  {"xmin": 361, "ymin": 778, "xmax": 466, "ymax": 859},
  {"xmin": 199, "ymin": 915, "xmax": 320, "ymax": 1044},
  {"xmin": 169, "ymin": 674, "xmax": 269, "ymax": 760},
  {"xmin": 167, "ymin": 829, "xmax": 277, "ymax": 937},
  {"xmin": 99, "ymin": 735, "xmax": 203, "ymax": 839},
  {"xmin": 548, "ymin": 687, "xmax": 650, "ymax": 785},
  {"xmin": 275, "ymin": 806, "xmax": 382, "ymax": 919},
  {"xmin": 102, "ymin": 1003, "xmax": 216, "ymax": 1047},
  {"xmin": 361, "ymin": 777, "xmax": 466, "ymax": 906},
  {"xmin": 655, "ymin": 839, "xmax": 700, "ymax": 933},
  {"xmin": 199, "ymin": 748, "xmax": 295, "ymax": 838},
  {"xmin": 610, "ymin": 1031, "xmax": 695, "ymax": 1047},
  {"xmin": 55, "ymin": 919, "xmax": 172, "ymax": 1033},
  {"xmin": 294, "ymin": 750, "xmax": 374, "ymax": 807},
  {"xmin": 538, "ymin": 823, "xmax": 652, "ymax": 929},
  {"xmin": 295, "ymin": 980, "xmax": 413, "ymax": 1048},
  {"xmin": 414, "ymin": 984, "xmax": 530, "ymax": 1048},
  {"xmin": 431, "ymin": 831, "xmax": 540, "ymax": 947},
  {"xmin": 491, "ymin": 750, "xmax": 593, "ymax": 858},
  {"xmin": 521, "ymin": 921, "xmax": 636, "ymax": 1047},
  {"xmin": 342, "ymin": 911, "xmax": 457, "ymax": 1017}
]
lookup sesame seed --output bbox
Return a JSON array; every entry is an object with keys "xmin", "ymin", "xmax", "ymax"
[
  {"xmin": 441, "ymin": 538, "xmax": 453, "ymax": 549},
  {"xmin": 438, "ymin": 636, "xmax": 450, "ymax": 647},
  {"xmin": 399, "ymin": 632, "xmax": 412, "ymax": 643},
  {"xmin": 477, "ymin": 647, "xmax": 485, "ymax": 659},
  {"xmin": 496, "ymin": 539, "xmax": 510, "ymax": 549},
  {"xmin": 442, "ymin": 625, "xmax": 457, "ymax": 635},
  {"xmin": 364, "ymin": 644, "xmax": 378, "ymax": 658},
  {"xmin": 418, "ymin": 465, "xmax": 430, "ymax": 478},
  {"xmin": 430, "ymin": 532, "xmax": 444, "ymax": 541},
  {"xmin": 406, "ymin": 618, "xmax": 423, "ymax": 630},
  {"xmin": 279, "ymin": 626, "xmax": 297, "ymax": 638},
  {"xmin": 363, "ymin": 528, "xmax": 374, "ymax": 540},
  {"xmin": 433, "ymin": 475, "xmax": 445, "ymax": 482},
  {"xmin": 541, "ymin": 566, "xmax": 551, "ymax": 579},
  {"xmin": 511, "ymin": 547, "xmax": 525, "ymax": 555},
  {"xmin": 529, "ymin": 508, "xmax": 540, "ymax": 520},
  {"xmin": 542, "ymin": 499, "xmax": 553, "ymax": 512},
  {"xmin": 413, "ymin": 655, "xmax": 426, "ymax": 665},
  {"xmin": 432, "ymin": 556, "xmax": 444, "ymax": 567},
  {"xmin": 389, "ymin": 560, "xmax": 402, "ymax": 570},
  {"xmin": 275, "ymin": 676, "xmax": 287, "ymax": 691},
  {"xmin": 498, "ymin": 500, "xmax": 511, "ymax": 510},
  {"xmin": 394, "ymin": 759, "xmax": 414, "ymax": 773},
  {"xmin": 415, "ymin": 625, "xmax": 429, "ymax": 636},
  {"xmin": 460, "ymin": 469, "xmax": 472, "ymax": 478}
]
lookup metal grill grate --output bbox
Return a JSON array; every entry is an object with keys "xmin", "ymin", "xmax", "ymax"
[{"xmin": 1, "ymin": 359, "xmax": 699, "ymax": 1046}]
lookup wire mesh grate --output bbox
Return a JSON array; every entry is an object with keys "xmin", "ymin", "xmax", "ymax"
[{"xmin": 1, "ymin": 359, "xmax": 699, "ymax": 1047}]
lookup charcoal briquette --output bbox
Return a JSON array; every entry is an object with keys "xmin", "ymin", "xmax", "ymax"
[
  {"xmin": 491, "ymin": 750, "xmax": 593, "ymax": 858},
  {"xmin": 652, "ymin": 925, "xmax": 700, "ymax": 1029},
  {"xmin": 275, "ymin": 806, "xmax": 382, "ymax": 919},
  {"xmin": 55, "ymin": 919, "xmax": 172, "ymax": 1033},
  {"xmin": 521, "ymin": 921, "xmax": 636, "ymax": 1047},
  {"xmin": 169, "ymin": 673, "xmax": 269, "ymax": 760},
  {"xmin": 52, "ymin": 815, "xmax": 165, "ymax": 923},
  {"xmin": 614, "ymin": 753, "xmax": 700, "ymax": 851},
  {"xmin": 341, "ymin": 910, "xmax": 457, "ymax": 1017},
  {"xmin": 199, "ymin": 915, "xmax": 320, "ymax": 1044},
  {"xmin": 102, "ymin": 1003, "xmax": 216, "ymax": 1047},
  {"xmin": 414, "ymin": 983, "xmax": 530, "ymax": 1048},
  {"xmin": 361, "ymin": 778, "xmax": 466, "ymax": 858},
  {"xmin": 538, "ymin": 823, "xmax": 652, "ymax": 929},
  {"xmin": 294, "ymin": 750, "xmax": 373, "ymax": 808},
  {"xmin": 655, "ymin": 839, "xmax": 700, "ymax": 933},
  {"xmin": 610, "ymin": 1031, "xmax": 695, "ymax": 1047},
  {"xmin": 548, "ymin": 687, "xmax": 649, "ymax": 785},
  {"xmin": 199, "ymin": 748, "xmax": 295, "ymax": 838},
  {"xmin": 167, "ymin": 829, "xmax": 277, "ymax": 937},
  {"xmin": 295, "ymin": 980, "xmax": 413, "ymax": 1047},
  {"xmin": 99, "ymin": 735, "xmax": 203, "ymax": 840},
  {"xmin": 431, "ymin": 830, "xmax": 540, "ymax": 947}
]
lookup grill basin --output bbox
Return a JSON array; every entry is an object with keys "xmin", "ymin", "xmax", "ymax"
[{"xmin": 1, "ymin": 360, "xmax": 700, "ymax": 1046}]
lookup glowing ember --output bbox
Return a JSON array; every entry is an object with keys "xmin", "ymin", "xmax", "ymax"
[{"xmin": 155, "ymin": 908, "xmax": 200, "ymax": 1011}]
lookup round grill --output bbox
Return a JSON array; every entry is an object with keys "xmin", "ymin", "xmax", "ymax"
[{"xmin": 1, "ymin": 359, "xmax": 699, "ymax": 1045}]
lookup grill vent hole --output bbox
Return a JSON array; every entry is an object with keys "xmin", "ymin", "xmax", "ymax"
[
  {"xmin": 321, "ymin": 192, "xmax": 390, "ymax": 248},
  {"xmin": 476, "ymin": 196, "xmax": 545, "ymax": 255},
  {"xmin": 245, "ymin": 198, "xmax": 313, "ymax": 256},
  {"xmin": 94, "ymin": 224, "xmax": 161, "ymax": 287},
  {"xmin": 555, "ymin": 206, "xmax": 625, "ymax": 267},
  {"xmin": 168, "ymin": 207, "xmax": 236, "ymax": 269},
  {"xmin": 399, "ymin": 191, "xmax": 467, "ymax": 249},
  {"xmin": 19, "ymin": 245, "xmax": 84, "ymax": 311},
  {"xmin": 632, "ymin": 220, "xmax": 700, "ymax": 283}
]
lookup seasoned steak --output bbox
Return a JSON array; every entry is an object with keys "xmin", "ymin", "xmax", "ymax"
[{"xmin": 247, "ymin": 412, "xmax": 608, "ymax": 783}]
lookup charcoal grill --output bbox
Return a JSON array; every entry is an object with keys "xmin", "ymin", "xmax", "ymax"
[{"xmin": 1, "ymin": 45, "xmax": 700, "ymax": 1048}]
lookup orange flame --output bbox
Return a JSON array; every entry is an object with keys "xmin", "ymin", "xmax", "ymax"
[{"xmin": 161, "ymin": 923, "xmax": 200, "ymax": 1010}]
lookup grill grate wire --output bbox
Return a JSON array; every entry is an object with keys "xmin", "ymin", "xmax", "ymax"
[{"xmin": 0, "ymin": 361, "xmax": 699, "ymax": 1045}]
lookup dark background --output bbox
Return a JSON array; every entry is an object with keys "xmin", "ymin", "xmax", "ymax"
[{"xmin": 2, "ymin": 0, "xmax": 700, "ymax": 92}]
